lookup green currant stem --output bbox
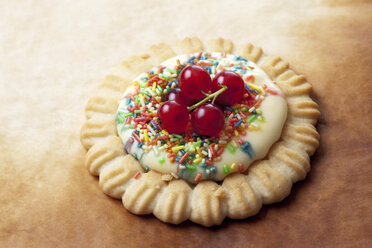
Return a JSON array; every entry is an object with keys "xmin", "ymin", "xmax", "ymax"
[{"xmin": 187, "ymin": 85, "xmax": 227, "ymax": 111}]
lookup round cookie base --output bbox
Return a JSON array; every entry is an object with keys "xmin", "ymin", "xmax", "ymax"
[{"xmin": 80, "ymin": 37, "xmax": 320, "ymax": 226}]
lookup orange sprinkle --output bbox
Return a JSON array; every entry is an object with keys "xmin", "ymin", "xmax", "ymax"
[
  {"xmin": 266, "ymin": 88, "xmax": 279, "ymax": 95},
  {"xmin": 133, "ymin": 172, "xmax": 141, "ymax": 179},
  {"xmin": 194, "ymin": 173, "xmax": 202, "ymax": 182}
]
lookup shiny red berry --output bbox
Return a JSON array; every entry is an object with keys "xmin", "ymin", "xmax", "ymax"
[
  {"xmin": 165, "ymin": 88, "xmax": 195, "ymax": 106},
  {"xmin": 179, "ymin": 65, "xmax": 216, "ymax": 99},
  {"xmin": 213, "ymin": 71, "xmax": 244, "ymax": 105},
  {"xmin": 191, "ymin": 103, "xmax": 224, "ymax": 137},
  {"xmin": 157, "ymin": 101, "xmax": 189, "ymax": 134}
]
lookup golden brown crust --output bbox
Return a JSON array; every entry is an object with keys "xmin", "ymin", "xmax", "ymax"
[{"xmin": 80, "ymin": 37, "xmax": 320, "ymax": 226}]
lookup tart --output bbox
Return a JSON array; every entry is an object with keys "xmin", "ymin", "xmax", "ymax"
[{"xmin": 80, "ymin": 38, "xmax": 320, "ymax": 226}]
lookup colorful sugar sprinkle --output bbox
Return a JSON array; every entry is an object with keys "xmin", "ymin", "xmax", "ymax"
[{"xmin": 116, "ymin": 52, "xmax": 269, "ymax": 183}]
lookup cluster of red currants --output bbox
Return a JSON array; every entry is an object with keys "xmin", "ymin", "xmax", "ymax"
[{"xmin": 158, "ymin": 65, "xmax": 245, "ymax": 136}]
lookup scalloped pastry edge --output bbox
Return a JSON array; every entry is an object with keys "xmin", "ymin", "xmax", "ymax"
[{"xmin": 80, "ymin": 37, "xmax": 320, "ymax": 226}]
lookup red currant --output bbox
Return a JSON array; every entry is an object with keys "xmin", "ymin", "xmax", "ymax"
[
  {"xmin": 179, "ymin": 65, "xmax": 216, "ymax": 99},
  {"xmin": 213, "ymin": 71, "xmax": 244, "ymax": 105},
  {"xmin": 165, "ymin": 88, "xmax": 195, "ymax": 106},
  {"xmin": 157, "ymin": 101, "xmax": 189, "ymax": 134},
  {"xmin": 191, "ymin": 103, "xmax": 224, "ymax": 137}
]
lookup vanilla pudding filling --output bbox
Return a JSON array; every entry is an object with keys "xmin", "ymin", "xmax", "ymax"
[{"xmin": 116, "ymin": 52, "xmax": 287, "ymax": 183}]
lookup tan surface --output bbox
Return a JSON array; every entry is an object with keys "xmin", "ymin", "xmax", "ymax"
[{"xmin": 1, "ymin": 0, "xmax": 371, "ymax": 247}]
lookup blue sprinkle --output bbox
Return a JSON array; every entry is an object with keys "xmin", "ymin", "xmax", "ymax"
[
  {"xmin": 234, "ymin": 120, "xmax": 243, "ymax": 128},
  {"xmin": 180, "ymin": 149, "xmax": 186, "ymax": 155},
  {"xmin": 245, "ymin": 85, "xmax": 254, "ymax": 92},
  {"xmin": 200, "ymin": 54, "xmax": 206, "ymax": 60},
  {"xmin": 241, "ymin": 142, "xmax": 254, "ymax": 159},
  {"xmin": 126, "ymin": 98, "xmax": 131, "ymax": 105},
  {"xmin": 175, "ymin": 158, "xmax": 180, "ymax": 162},
  {"xmin": 134, "ymin": 130, "xmax": 139, "ymax": 134},
  {"xmin": 137, "ymin": 143, "xmax": 143, "ymax": 148},
  {"xmin": 254, "ymin": 89, "xmax": 259, "ymax": 94},
  {"xmin": 150, "ymin": 71, "xmax": 154, "ymax": 75},
  {"xmin": 133, "ymin": 153, "xmax": 138, "ymax": 159},
  {"xmin": 145, "ymin": 100, "xmax": 149, "ymax": 105},
  {"xmin": 200, "ymin": 163, "xmax": 208, "ymax": 168},
  {"xmin": 134, "ymin": 113, "xmax": 137, "ymax": 118},
  {"xmin": 252, "ymin": 110, "xmax": 257, "ymax": 115},
  {"xmin": 144, "ymin": 165, "xmax": 150, "ymax": 172},
  {"xmin": 188, "ymin": 56, "xmax": 196, "ymax": 65},
  {"xmin": 167, "ymin": 82, "xmax": 172, "ymax": 87},
  {"xmin": 225, "ymin": 106, "xmax": 233, "ymax": 112},
  {"xmin": 209, "ymin": 167, "xmax": 216, "ymax": 173},
  {"xmin": 151, "ymin": 121, "xmax": 158, "ymax": 130},
  {"xmin": 206, "ymin": 67, "xmax": 212, "ymax": 74},
  {"xmin": 236, "ymin": 56, "xmax": 248, "ymax": 62},
  {"xmin": 174, "ymin": 78, "xmax": 178, "ymax": 86}
]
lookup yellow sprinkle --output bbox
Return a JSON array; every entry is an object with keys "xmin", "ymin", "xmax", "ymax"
[
  {"xmin": 144, "ymin": 130, "xmax": 149, "ymax": 142},
  {"xmin": 196, "ymin": 146, "xmax": 202, "ymax": 156},
  {"xmin": 171, "ymin": 146, "xmax": 185, "ymax": 152},
  {"xmin": 234, "ymin": 130, "xmax": 239, "ymax": 137},
  {"xmin": 256, "ymin": 109, "xmax": 262, "ymax": 115},
  {"xmin": 130, "ymin": 81, "xmax": 140, "ymax": 86},
  {"xmin": 248, "ymin": 125, "xmax": 257, "ymax": 131},
  {"xmin": 257, "ymin": 116, "xmax": 264, "ymax": 121},
  {"xmin": 152, "ymin": 82, "xmax": 157, "ymax": 92},
  {"xmin": 162, "ymin": 130, "xmax": 169, "ymax": 136},
  {"xmin": 193, "ymin": 158, "xmax": 202, "ymax": 164},
  {"xmin": 243, "ymin": 93, "xmax": 248, "ymax": 98},
  {"xmin": 248, "ymin": 83, "xmax": 261, "ymax": 93},
  {"xmin": 230, "ymin": 163, "xmax": 237, "ymax": 171}
]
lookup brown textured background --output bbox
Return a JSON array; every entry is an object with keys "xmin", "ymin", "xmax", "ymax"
[{"xmin": 1, "ymin": 0, "xmax": 371, "ymax": 247}]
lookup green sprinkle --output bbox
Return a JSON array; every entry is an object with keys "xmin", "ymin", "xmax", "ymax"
[
  {"xmin": 193, "ymin": 141, "xmax": 202, "ymax": 147},
  {"xmin": 123, "ymin": 124, "xmax": 133, "ymax": 129},
  {"xmin": 235, "ymin": 109, "xmax": 239, "ymax": 113},
  {"xmin": 123, "ymin": 112, "xmax": 133, "ymax": 117},
  {"xmin": 242, "ymin": 107, "xmax": 248, "ymax": 112},
  {"xmin": 186, "ymin": 165, "xmax": 196, "ymax": 171},
  {"xmin": 173, "ymin": 134, "xmax": 183, "ymax": 139},
  {"xmin": 248, "ymin": 115, "xmax": 257, "ymax": 123},
  {"xmin": 160, "ymin": 73, "xmax": 170, "ymax": 80},
  {"xmin": 117, "ymin": 114, "xmax": 124, "ymax": 123},
  {"xmin": 170, "ymin": 138, "xmax": 179, "ymax": 142},
  {"xmin": 166, "ymin": 68, "xmax": 177, "ymax": 74},
  {"xmin": 227, "ymin": 144, "xmax": 236, "ymax": 154},
  {"xmin": 134, "ymin": 110, "xmax": 142, "ymax": 114},
  {"xmin": 139, "ymin": 90, "xmax": 150, "ymax": 96},
  {"xmin": 184, "ymin": 147, "xmax": 189, "ymax": 152},
  {"xmin": 158, "ymin": 157, "xmax": 165, "ymax": 165},
  {"xmin": 223, "ymin": 163, "xmax": 230, "ymax": 174},
  {"xmin": 135, "ymin": 95, "xmax": 139, "ymax": 103},
  {"xmin": 157, "ymin": 85, "xmax": 163, "ymax": 93}
]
